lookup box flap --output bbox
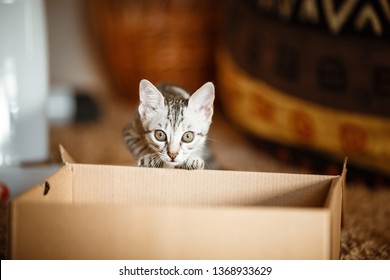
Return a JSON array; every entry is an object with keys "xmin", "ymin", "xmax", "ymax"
[{"xmin": 59, "ymin": 144, "xmax": 75, "ymax": 164}]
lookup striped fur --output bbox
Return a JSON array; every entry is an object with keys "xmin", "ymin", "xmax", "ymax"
[{"xmin": 123, "ymin": 79, "xmax": 215, "ymax": 170}]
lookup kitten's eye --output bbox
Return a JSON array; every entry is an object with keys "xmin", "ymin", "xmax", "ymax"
[
  {"xmin": 154, "ymin": 130, "xmax": 167, "ymax": 141},
  {"xmin": 182, "ymin": 131, "xmax": 195, "ymax": 143}
]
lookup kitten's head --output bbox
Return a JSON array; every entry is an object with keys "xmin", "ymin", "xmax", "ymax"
[{"xmin": 138, "ymin": 79, "xmax": 214, "ymax": 167}]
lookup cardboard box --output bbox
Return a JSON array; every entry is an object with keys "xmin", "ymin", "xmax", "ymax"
[{"xmin": 11, "ymin": 146, "xmax": 345, "ymax": 259}]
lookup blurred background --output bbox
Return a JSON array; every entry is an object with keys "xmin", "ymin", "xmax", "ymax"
[
  {"xmin": 48, "ymin": 0, "xmax": 390, "ymax": 182},
  {"xmin": 0, "ymin": 0, "xmax": 390, "ymax": 259}
]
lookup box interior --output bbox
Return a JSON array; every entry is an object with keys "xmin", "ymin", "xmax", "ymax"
[{"xmin": 23, "ymin": 163, "xmax": 337, "ymax": 209}]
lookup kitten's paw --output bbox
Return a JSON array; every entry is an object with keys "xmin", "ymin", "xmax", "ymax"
[
  {"xmin": 137, "ymin": 155, "xmax": 163, "ymax": 168},
  {"xmin": 179, "ymin": 158, "xmax": 205, "ymax": 170}
]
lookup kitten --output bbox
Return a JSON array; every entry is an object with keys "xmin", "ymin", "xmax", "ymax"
[{"xmin": 123, "ymin": 79, "xmax": 215, "ymax": 169}]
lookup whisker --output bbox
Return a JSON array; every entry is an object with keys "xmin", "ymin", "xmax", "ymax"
[{"xmin": 205, "ymin": 137, "xmax": 222, "ymax": 144}]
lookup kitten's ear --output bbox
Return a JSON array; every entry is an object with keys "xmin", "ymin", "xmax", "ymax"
[
  {"xmin": 138, "ymin": 79, "xmax": 164, "ymax": 117},
  {"xmin": 188, "ymin": 82, "xmax": 215, "ymax": 121}
]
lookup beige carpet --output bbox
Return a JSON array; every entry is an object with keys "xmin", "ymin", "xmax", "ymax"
[{"xmin": 1, "ymin": 96, "xmax": 389, "ymax": 259}]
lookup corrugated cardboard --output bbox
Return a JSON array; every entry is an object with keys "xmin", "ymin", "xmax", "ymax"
[{"xmin": 11, "ymin": 146, "xmax": 345, "ymax": 260}]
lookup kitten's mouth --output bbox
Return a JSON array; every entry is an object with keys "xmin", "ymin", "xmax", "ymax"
[{"xmin": 164, "ymin": 158, "xmax": 181, "ymax": 166}]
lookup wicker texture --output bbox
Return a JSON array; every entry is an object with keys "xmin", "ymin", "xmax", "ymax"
[{"xmin": 87, "ymin": 0, "xmax": 219, "ymax": 101}]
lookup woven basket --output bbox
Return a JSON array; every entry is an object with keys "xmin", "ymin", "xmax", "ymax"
[{"xmin": 86, "ymin": 0, "xmax": 219, "ymax": 101}]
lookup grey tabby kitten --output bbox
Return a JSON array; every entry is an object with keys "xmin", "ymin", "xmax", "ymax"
[{"xmin": 123, "ymin": 79, "xmax": 215, "ymax": 169}]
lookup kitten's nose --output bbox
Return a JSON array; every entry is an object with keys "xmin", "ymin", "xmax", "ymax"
[{"xmin": 168, "ymin": 152, "xmax": 178, "ymax": 160}]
